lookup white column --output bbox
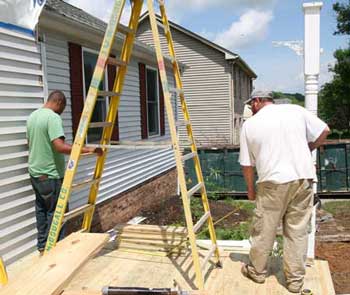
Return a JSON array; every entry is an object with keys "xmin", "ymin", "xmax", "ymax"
[{"xmin": 303, "ymin": 2, "xmax": 323, "ymax": 260}]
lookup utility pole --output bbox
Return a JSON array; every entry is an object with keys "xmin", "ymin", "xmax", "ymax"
[{"xmin": 303, "ymin": 1, "xmax": 323, "ymax": 260}]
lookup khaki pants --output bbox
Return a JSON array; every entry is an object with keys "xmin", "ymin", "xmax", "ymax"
[{"xmin": 248, "ymin": 179, "xmax": 313, "ymax": 286}]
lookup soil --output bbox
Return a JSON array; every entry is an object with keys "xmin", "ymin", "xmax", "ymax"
[
  {"xmin": 140, "ymin": 196, "xmax": 250, "ymax": 228},
  {"xmin": 315, "ymin": 242, "xmax": 350, "ymax": 294},
  {"xmin": 316, "ymin": 206, "xmax": 350, "ymax": 294}
]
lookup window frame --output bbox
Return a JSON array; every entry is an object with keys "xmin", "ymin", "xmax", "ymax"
[
  {"xmin": 145, "ymin": 65, "xmax": 161, "ymax": 138},
  {"xmin": 81, "ymin": 47, "xmax": 109, "ymax": 143}
]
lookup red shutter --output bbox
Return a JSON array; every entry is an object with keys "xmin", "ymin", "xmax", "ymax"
[
  {"xmin": 159, "ymin": 75, "xmax": 165, "ymax": 136},
  {"xmin": 68, "ymin": 43, "xmax": 84, "ymax": 137},
  {"xmin": 139, "ymin": 63, "xmax": 148, "ymax": 139},
  {"xmin": 108, "ymin": 56, "xmax": 119, "ymax": 141}
]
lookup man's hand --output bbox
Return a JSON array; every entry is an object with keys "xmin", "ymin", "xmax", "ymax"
[{"xmin": 85, "ymin": 146, "xmax": 103, "ymax": 156}]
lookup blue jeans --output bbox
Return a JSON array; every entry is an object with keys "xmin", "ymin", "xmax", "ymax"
[{"xmin": 30, "ymin": 176, "xmax": 67, "ymax": 250}]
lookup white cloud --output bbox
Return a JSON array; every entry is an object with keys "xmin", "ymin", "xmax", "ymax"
[
  {"xmin": 214, "ymin": 10, "xmax": 273, "ymax": 50},
  {"xmin": 166, "ymin": 0, "xmax": 276, "ymax": 21}
]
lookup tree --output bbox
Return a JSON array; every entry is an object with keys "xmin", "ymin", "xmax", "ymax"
[
  {"xmin": 319, "ymin": 1, "xmax": 350, "ymax": 133},
  {"xmin": 333, "ymin": 1, "xmax": 350, "ymax": 35}
]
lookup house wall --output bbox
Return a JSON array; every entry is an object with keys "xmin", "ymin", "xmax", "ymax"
[
  {"xmin": 0, "ymin": 27, "xmax": 43, "ymax": 265},
  {"xmin": 0, "ymin": 26, "xmax": 178, "ymax": 265},
  {"xmin": 137, "ymin": 19, "xmax": 233, "ymax": 146}
]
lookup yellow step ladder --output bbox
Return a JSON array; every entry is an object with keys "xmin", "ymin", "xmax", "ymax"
[{"xmin": 45, "ymin": 0, "xmax": 221, "ymax": 290}]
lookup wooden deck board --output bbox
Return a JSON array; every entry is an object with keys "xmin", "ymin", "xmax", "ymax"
[
  {"xmin": 0, "ymin": 233, "xmax": 109, "ymax": 295},
  {"xmin": 64, "ymin": 245, "xmax": 335, "ymax": 295}
]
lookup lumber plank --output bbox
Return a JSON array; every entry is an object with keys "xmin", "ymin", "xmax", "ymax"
[
  {"xmin": 115, "ymin": 224, "xmax": 187, "ymax": 235},
  {"xmin": 0, "ymin": 232, "xmax": 109, "ymax": 295}
]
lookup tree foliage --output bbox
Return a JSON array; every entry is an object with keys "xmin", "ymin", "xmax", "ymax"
[
  {"xmin": 333, "ymin": 1, "xmax": 350, "ymax": 35},
  {"xmin": 319, "ymin": 1, "xmax": 350, "ymax": 133}
]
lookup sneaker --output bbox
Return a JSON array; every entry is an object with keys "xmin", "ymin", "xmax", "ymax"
[
  {"xmin": 241, "ymin": 263, "xmax": 266, "ymax": 284},
  {"xmin": 38, "ymin": 248, "xmax": 44, "ymax": 257},
  {"xmin": 286, "ymin": 282, "xmax": 303, "ymax": 293}
]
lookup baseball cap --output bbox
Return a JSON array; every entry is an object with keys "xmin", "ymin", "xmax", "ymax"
[{"xmin": 244, "ymin": 90, "xmax": 274, "ymax": 105}]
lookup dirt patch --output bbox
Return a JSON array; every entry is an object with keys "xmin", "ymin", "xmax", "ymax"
[
  {"xmin": 140, "ymin": 196, "xmax": 250, "ymax": 228},
  {"xmin": 316, "ymin": 203, "xmax": 350, "ymax": 294},
  {"xmin": 315, "ymin": 242, "xmax": 350, "ymax": 294}
]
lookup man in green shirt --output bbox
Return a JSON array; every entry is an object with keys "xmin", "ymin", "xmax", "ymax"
[{"xmin": 27, "ymin": 90, "xmax": 102, "ymax": 253}]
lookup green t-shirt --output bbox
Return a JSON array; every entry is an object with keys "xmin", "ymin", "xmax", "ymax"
[{"xmin": 27, "ymin": 108, "xmax": 66, "ymax": 179}]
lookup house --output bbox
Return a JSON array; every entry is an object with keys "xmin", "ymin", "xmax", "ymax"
[
  {"xmin": 0, "ymin": 0, "xmax": 181, "ymax": 265},
  {"xmin": 137, "ymin": 13, "xmax": 257, "ymax": 146}
]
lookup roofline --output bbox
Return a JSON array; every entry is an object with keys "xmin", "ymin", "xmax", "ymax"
[
  {"xmin": 139, "ymin": 12, "xmax": 257, "ymax": 78},
  {"xmin": 40, "ymin": 5, "xmax": 186, "ymax": 69}
]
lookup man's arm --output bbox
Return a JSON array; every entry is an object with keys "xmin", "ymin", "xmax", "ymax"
[
  {"xmin": 52, "ymin": 138, "xmax": 103, "ymax": 156},
  {"xmin": 241, "ymin": 165, "xmax": 256, "ymax": 201},
  {"xmin": 308, "ymin": 126, "xmax": 331, "ymax": 151}
]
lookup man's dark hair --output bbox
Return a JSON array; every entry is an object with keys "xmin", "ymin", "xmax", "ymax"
[{"xmin": 48, "ymin": 90, "xmax": 66, "ymax": 106}]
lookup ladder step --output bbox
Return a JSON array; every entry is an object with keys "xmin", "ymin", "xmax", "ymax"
[
  {"xmin": 98, "ymin": 91, "xmax": 121, "ymax": 97},
  {"xmin": 187, "ymin": 182, "xmax": 204, "ymax": 199},
  {"xmin": 87, "ymin": 140, "xmax": 172, "ymax": 150},
  {"xmin": 72, "ymin": 178, "xmax": 101, "ymax": 190},
  {"xmin": 107, "ymin": 57, "xmax": 127, "ymax": 67},
  {"xmin": 63, "ymin": 204, "xmax": 94, "ymax": 223},
  {"xmin": 89, "ymin": 122, "xmax": 113, "ymax": 128},
  {"xmin": 169, "ymin": 87, "xmax": 184, "ymax": 95},
  {"xmin": 117, "ymin": 24, "xmax": 134, "ymax": 35},
  {"xmin": 201, "ymin": 244, "xmax": 217, "ymax": 271},
  {"xmin": 193, "ymin": 211, "xmax": 211, "ymax": 233},
  {"xmin": 182, "ymin": 151, "xmax": 197, "ymax": 162}
]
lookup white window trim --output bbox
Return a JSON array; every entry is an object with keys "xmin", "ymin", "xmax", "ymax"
[
  {"xmin": 81, "ymin": 47, "xmax": 109, "ymax": 143},
  {"xmin": 145, "ymin": 65, "xmax": 161, "ymax": 138}
]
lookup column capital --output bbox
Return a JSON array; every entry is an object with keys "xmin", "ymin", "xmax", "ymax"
[{"xmin": 303, "ymin": 2, "xmax": 323, "ymax": 11}]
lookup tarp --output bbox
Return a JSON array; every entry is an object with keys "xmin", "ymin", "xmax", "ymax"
[{"xmin": 0, "ymin": 0, "xmax": 46, "ymax": 34}]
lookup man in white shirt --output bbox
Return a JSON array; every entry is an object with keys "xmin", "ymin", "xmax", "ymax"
[{"xmin": 239, "ymin": 90, "xmax": 330, "ymax": 293}]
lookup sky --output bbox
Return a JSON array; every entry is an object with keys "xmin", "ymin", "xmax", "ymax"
[{"xmin": 65, "ymin": 0, "xmax": 349, "ymax": 94}]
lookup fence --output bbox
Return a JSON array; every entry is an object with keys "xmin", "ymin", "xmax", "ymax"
[{"xmin": 185, "ymin": 142, "xmax": 350, "ymax": 194}]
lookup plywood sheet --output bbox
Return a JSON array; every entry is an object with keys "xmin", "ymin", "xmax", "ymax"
[
  {"xmin": 65, "ymin": 247, "xmax": 335, "ymax": 295},
  {"xmin": 0, "ymin": 232, "xmax": 109, "ymax": 295}
]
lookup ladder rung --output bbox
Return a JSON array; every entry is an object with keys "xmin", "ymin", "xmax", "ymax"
[
  {"xmin": 169, "ymin": 87, "xmax": 184, "ymax": 95},
  {"xmin": 89, "ymin": 122, "xmax": 113, "ymax": 128},
  {"xmin": 182, "ymin": 151, "xmax": 197, "ymax": 162},
  {"xmin": 117, "ymin": 24, "xmax": 134, "ymax": 35},
  {"xmin": 201, "ymin": 244, "xmax": 217, "ymax": 271},
  {"xmin": 86, "ymin": 141, "xmax": 172, "ymax": 150},
  {"xmin": 193, "ymin": 211, "xmax": 211, "ymax": 233},
  {"xmin": 107, "ymin": 57, "xmax": 127, "ymax": 67},
  {"xmin": 63, "ymin": 204, "xmax": 94, "ymax": 223},
  {"xmin": 98, "ymin": 91, "xmax": 121, "ymax": 97},
  {"xmin": 72, "ymin": 178, "xmax": 101, "ymax": 190},
  {"xmin": 187, "ymin": 182, "xmax": 204, "ymax": 199}
]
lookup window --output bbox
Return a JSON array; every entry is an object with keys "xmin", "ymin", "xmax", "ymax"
[
  {"xmin": 82, "ymin": 49, "xmax": 108, "ymax": 143},
  {"xmin": 146, "ymin": 67, "xmax": 160, "ymax": 136}
]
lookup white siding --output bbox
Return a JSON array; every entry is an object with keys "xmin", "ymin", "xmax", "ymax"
[
  {"xmin": 0, "ymin": 28, "xmax": 44, "ymax": 265},
  {"xmin": 137, "ymin": 20, "xmax": 232, "ymax": 146}
]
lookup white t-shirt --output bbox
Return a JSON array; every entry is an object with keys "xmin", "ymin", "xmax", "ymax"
[{"xmin": 239, "ymin": 104, "xmax": 328, "ymax": 184}]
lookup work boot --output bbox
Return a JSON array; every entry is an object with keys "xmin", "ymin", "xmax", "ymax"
[{"xmin": 241, "ymin": 263, "xmax": 266, "ymax": 284}]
